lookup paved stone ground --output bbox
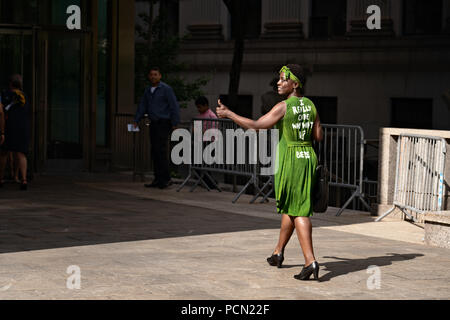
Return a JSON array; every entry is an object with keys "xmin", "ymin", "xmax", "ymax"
[{"xmin": 0, "ymin": 173, "xmax": 449, "ymax": 300}]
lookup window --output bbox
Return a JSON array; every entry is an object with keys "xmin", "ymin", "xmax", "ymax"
[
  {"xmin": 219, "ymin": 94, "xmax": 253, "ymax": 119},
  {"xmin": 403, "ymin": 0, "xmax": 443, "ymax": 35},
  {"xmin": 391, "ymin": 98, "xmax": 433, "ymax": 129},
  {"xmin": 0, "ymin": 0, "xmax": 38, "ymax": 24},
  {"xmin": 308, "ymin": 96, "xmax": 338, "ymax": 124},
  {"xmin": 162, "ymin": 0, "xmax": 180, "ymax": 38},
  {"xmin": 231, "ymin": 0, "xmax": 262, "ymax": 39},
  {"xmin": 310, "ymin": 0, "xmax": 347, "ymax": 38},
  {"xmin": 135, "ymin": 0, "xmax": 179, "ymax": 41}
]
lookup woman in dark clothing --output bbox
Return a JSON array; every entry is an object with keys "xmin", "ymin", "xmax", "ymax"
[{"xmin": 0, "ymin": 74, "xmax": 30, "ymax": 190}]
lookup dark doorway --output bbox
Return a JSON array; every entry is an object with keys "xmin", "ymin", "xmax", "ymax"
[
  {"xmin": 391, "ymin": 98, "xmax": 433, "ymax": 129},
  {"xmin": 308, "ymin": 96, "xmax": 338, "ymax": 124},
  {"xmin": 230, "ymin": 0, "xmax": 262, "ymax": 39},
  {"xmin": 403, "ymin": 0, "xmax": 443, "ymax": 35},
  {"xmin": 310, "ymin": 0, "xmax": 347, "ymax": 38},
  {"xmin": 218, "ymin": 94, "xmax": 253, "ymax": 119},
  {"xmin": 46, "ymin": 34, "xmax": 83, "ymax": 161}
]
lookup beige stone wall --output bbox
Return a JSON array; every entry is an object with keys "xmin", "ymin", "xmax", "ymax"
[
  {"xmin": 177, "ymin": 40, "xmax": 450, "ymax": 139},
  {"xmin": 179, "ymin": 0, "xmax": 229, "ymax": 39},
  {"xmin": 262, "ymin": 0, "xmax": 302, "ymax": 24},
  {"xmin": 376, "ymin": 128, "xmax": 450, "ymax": 220},
  {"xmin": 425, "ymin": 219, "xmax": 450, "ymax": 249},
  {"xmin": 170, "ymin": 1, "xmax": 450, "ymax": 141}
]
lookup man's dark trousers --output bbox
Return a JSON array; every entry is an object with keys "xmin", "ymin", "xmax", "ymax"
[{"xmin": 150, "ymin": 119, "xmax": 172, "ymax": 186}]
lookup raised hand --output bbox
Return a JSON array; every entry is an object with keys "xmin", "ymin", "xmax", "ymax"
[{"xmin": 216, "ymin": 99, "xmax": 230, "ymax": 119}]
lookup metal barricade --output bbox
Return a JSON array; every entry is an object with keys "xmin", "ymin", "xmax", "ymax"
[
  {"xmin": 112, "ymin": 113, "xmax": 152, "ymax": 180},
  {"xmin": 113, "ymin": 113, "xmax": 135, "ymax": 171},
  {"xmin": 177, "ymin": 118, "xmax": 261, "ymax": 203},
  {"xmin": 251, "ymin": 123, "xmax": 277, "ymax": 204},
  {"xmin": 132, "ymin": 115, "xmax": 152, "ymax": 181},
  {"xmin": 376, "ymin": 134, "xmax": 446, "ymax": 222},
  {"xmin": 318, "ymin": 124, "xmax": 371, "ymax": 216},
  {"xmin": 176, "ymin": 120, "xmax": 374, "ymax": 212}
]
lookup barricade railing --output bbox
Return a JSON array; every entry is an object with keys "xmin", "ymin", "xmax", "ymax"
[
  {"xmin": 177, "ymin": 118, "xmax": 262, "ymax": 203},
  {"xmin": 113, "ymin": 113, "xmax": 135, "ymax": 171},
  {"xmin": 176, "ymin": 120, "xmax": 374, "ymax": 211},
  {"xmin": 317, "ymin": 124, "xmax": 372, "ymax": 216},
  {"xmin": 132, "ymin": 116, "xmax": 152, "ymax": 181},
  {"xmin": 376, "ymin": 134, "xmax": 446, "ymax": 222},
  {"xmin": 113, "ymin": 113, "xmax": 152, "ymax": 181}
]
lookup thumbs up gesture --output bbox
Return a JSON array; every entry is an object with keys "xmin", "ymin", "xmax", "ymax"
[{"xmin": 216, "ymin": 99, "xmax": 230, "ymax": 119}]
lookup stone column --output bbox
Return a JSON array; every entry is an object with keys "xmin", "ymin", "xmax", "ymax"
[
  {"xmin": 261, "ymin": 0, "xmax": 304, "ymax": 39},
  {"xmin": 180, "ymin": 0, "xmax": 226, "ymax": 41},
  {"xmin": 347, "ymin": 0, "xmax": 395, "ymax": 37},
  {"xmin": 300, "ymin": 0, "xmax": 311, "ymax": 39}
]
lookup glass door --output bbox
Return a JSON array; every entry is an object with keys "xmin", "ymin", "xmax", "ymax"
[
  {"xmin": 0, "ymin": 28, "xmax": 33, "ymax": 102},
  {"xmin": 37, "ymin": 30, "xmax": 87, "ymax": 172},
  {"xmin": 0, "ymin": 27, "xmax": 34, "ymax": 172},
  {"xmin": 46, "ymin": 33, "xmax": 82, "ymax": 160}
]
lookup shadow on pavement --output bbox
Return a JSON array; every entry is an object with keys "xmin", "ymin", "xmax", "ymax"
[
  {"xmin": 0, "ymin": 176, "xmax": 280, "ymax": 254},
  {"xmin": 281, "ymin": 253, "xmax": 424, "ymax": 281},
  {"xmin": 317, "ymin": 253, "xmax": 425, "ymax": 282}
]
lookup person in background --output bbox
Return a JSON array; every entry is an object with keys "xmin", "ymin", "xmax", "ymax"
[
  {"xmin": 195, "ymin": 96, "xmax": 217, "ymax": 132},
  {"xmin": 134, "ymin": 67, "xmax": 180, "ymax": 189},
  {"xmin": 0, "ymin": 74, "xmax": 30, "ymax": 190},
  {"xmin": 195, "ymin": 96, "xmax": 219, "ymax": 189}
]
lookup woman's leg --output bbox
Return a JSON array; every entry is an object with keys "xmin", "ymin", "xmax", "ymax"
[
  {"xmin": 0, "ymin": 151, "xmax": 7, "ymax": 182},
  {"xmin": 11, "ymin": 152, "xmax": 19, "ymax": 182},
  {"xmin": 273, "ymin": 214, "xmax": 295, "ymax": 254},
  {"xmin": 16, "ymin": 152, "xmax": 27, "ymax": 184},
  {"xmin": 294, "ymin": 217, "xmax": 316, "ymax": 266},
  {"xmin": 8, "ymin": 152, "xmax": 14, "ymax": 180}
]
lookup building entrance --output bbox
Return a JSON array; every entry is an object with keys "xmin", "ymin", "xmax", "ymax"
[
  {"xmin": 0, "ymin": 26, "xmax": 91, "ymax": 173},
  {"xmin": 36, "ymin": 29, "xmax": 90, "ymax": 172}
]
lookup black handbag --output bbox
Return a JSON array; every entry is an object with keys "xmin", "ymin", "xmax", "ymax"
[{"xmin": 313, "ymin": 164, "xmax": 329, "ymax": 213}]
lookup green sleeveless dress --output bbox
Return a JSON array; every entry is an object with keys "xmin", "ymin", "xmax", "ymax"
[{"xmin": 274, "ymin": 96, "xmax": 318, "ymax": 217}]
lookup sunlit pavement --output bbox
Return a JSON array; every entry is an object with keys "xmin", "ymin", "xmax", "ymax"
[{"xmin": 0, "ymin": 173, "xmax": 448, "ymax": 300}]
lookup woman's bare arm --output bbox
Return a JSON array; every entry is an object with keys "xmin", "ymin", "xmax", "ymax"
[
  {"xmin": 312, "ymin": 113, "xmax": 323, "ymax": 142},
  {"xmin": 216, "ymin": 99, "xmax": 286, "ymax": 130}
]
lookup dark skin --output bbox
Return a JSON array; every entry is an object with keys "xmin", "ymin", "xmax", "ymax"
[{"xmin": 217, "ymin": 72, "xmax": 323, "ymax": 267}]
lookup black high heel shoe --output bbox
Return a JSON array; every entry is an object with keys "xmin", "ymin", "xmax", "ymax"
[
  {"xmin": 294, "ymin": 261, "xmax": 319, "ymax": 281},
  {"xmin": 267, "ymin": 252, "xmax": 284, "ymax": 268},
  {"xmin": 20, "ymin": 181, "xmax": 27, "ymax": 191}
]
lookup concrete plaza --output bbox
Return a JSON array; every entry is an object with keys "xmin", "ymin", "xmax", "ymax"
[{"xmin": 0, "ymin": 173, "xmax": 448, "ymax": 300}]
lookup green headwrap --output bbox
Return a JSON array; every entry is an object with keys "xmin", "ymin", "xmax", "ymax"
[{"xmin": 279, "ymin": 66, "xmax": 302, "ymax": 88}]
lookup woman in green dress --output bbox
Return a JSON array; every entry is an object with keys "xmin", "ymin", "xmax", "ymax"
[{"xmin": 216, "ymin": 64, "xmax": 323, "ymax": 281}]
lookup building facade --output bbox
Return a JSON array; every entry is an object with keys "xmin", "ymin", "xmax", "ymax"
[
  {"xmin": 2, "ymin": 0, "xmax": 449, "ymax": 174},
  {"xmin": 166, "ymin": 0, "xmax": 450, "ymax": 141},
  {"xmin": 0, "ymin": 0, "xmax": 135, "ymax": 173}
]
